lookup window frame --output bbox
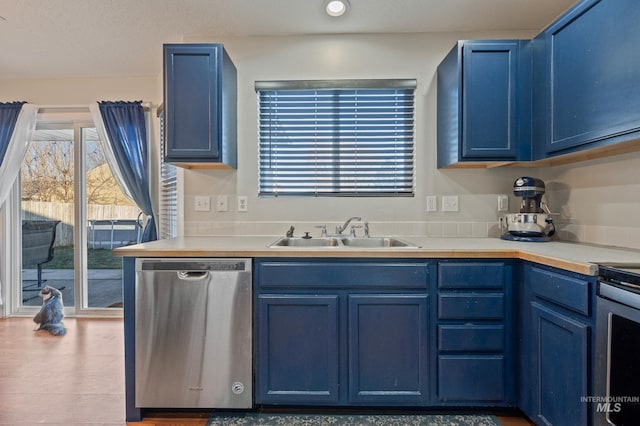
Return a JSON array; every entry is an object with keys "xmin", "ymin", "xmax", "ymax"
[{"xmin": 255, "ymin": 79, "xmax": 417, "ymax": 197}]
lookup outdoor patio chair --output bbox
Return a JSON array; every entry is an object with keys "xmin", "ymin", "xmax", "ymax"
[{"xmin": 22, "ymin": 220, "xmax": 65, "ymax": 301}]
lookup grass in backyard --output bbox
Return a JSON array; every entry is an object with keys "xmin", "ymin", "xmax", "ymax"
[{"xmin": 43, "ymin": 246, "xmax": 122, "ymax": 269}]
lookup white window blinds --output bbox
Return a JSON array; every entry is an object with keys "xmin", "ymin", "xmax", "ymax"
[
  {"xmin": 256, "ymin": 79, "xmax": 416, "ymax": 197},
  {"xmin": 158, "ymin": 111, "xmax": 178, "ymax": 239}
]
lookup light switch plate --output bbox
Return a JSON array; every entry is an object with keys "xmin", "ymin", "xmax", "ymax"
[
  {"xmin": 498, "ymin": 194, "xmax": 509, "ymax": 212},
  {"xmin": 442, "ymin": 195, "xmax": 459, "ymax": 212},
  {"xmin": 194, "ymin": 195, "xmax": 210, "ymax": 212},
  {"xmin": 426, "ymin": 195, "xmax": 437, "ymax": 212}
]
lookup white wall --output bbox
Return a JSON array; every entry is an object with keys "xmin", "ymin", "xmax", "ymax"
[
  {"xmin": 181, "ymin": 32, "xmax": 544, "ymax": 238},
  {"xmin": 2, "ymin": 33, "xmax": 639, "ymax": 249},
  {"xmin": 540, "ymin": 151, "xmax": 640, "ymax": 250},
  {"xmin": 0, "ymin": 76, "xmax": 161, "ymax": 106}
]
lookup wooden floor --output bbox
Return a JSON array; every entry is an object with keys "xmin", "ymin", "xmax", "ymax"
[
  {"xmin": 0, "ymin": 317, "xmax": 126, "ymax": 425},
  {"xmin": 0, "ymin": 317, "xmax": 533, "ymax": 425}
]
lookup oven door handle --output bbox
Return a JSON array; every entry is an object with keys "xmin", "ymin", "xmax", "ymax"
[{"xmin": 599, "ymin": 282, "xmax": 640, "ymax": 310}]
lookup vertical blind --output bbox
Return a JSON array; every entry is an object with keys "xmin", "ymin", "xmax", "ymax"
[
  {"xmin": 158, "ymin": 111, "xmax": 178, "ymax": 239},
  {"xmin": 256, "ymin": 80, "xmax": 416, "ymax": 196}
]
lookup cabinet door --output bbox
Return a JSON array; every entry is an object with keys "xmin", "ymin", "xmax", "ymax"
[
  {"xmin": 347, "ymin": 294, "xmax": 429, "ymax": 405},
  {"xmin": 462, "ymin": 41, "xmax": 519, "ymax": 159},
  {"xmin": 518, "ymin": 271, "xmax": 534, "ymax": 418},
  {"xmin": 438, "ymin": 355, "xmax": 505, "ymax": 402},
  {"xmin": 531, "ymin": 302, "xmax": 589, "ymax": 426},
  {"xmin": 543, "ymin": 0, "xmax": 640, "ymax": 154},
  {"xmin": 256, "ymin": 295, "xmax": 339, "ymax": 404},
  {"xmin": 164, "ymin": 44, "xmax": 221, "ymax": 162}
]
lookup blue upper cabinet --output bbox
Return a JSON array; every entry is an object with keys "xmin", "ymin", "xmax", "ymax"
[
  {"xmin": 534, "ymin": 0, "xmax": 640, "ymax": 158},
  {"xmin": 163, "ymin": 44, "xmax": 237, "ymax": 168},
  {"xmin": 437, "ymin": 40, "xmax": 531, "ymax": 168}
]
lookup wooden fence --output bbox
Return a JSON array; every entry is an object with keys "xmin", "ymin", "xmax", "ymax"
[{"xmin": 21, "ymin": 201, "xmax": 141, "ymax": 247}]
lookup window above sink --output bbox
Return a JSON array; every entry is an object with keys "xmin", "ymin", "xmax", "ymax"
[{"xmin": 255, "ymin": 79, "xmax": 417, "ymax": 198}]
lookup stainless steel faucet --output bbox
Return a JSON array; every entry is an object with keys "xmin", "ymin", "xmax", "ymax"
[{"xmin": 335, "ymin": 216, "xmax": 361, "ymax": 234}]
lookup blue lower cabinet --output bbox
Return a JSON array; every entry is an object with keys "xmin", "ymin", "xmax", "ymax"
[
  {"xmin": 255, "ymin": 258, "xmax": 432, "ymax": 406},
  {"xmin": 347, "ymin": 295, "xmax": 430, "ymax": 405},
  {"xmin": 256, "ymin": 292, "xmax": 430, "ymax": 406},
  {"xmin": 124, "ymin": 256, "xmax": 596, "ymax": 422},
  {"xmin": 521, "ymin": 263, "xmax": 595, "ymax": 426},
  {"xmin": 435, "ymin": 260, "xmax": 513, "ymax": 406},
  {"xmin": 438, "ymin": 355, "xmax": 506, "ymax": 402},
  {"xmin": 531, "ymin": 301, "xmax": 589, "ymax": 426},
  {"xmin": 256, "ymin": 295, "xmax": 340, "ymax": 404},
  {"xmin": 517, "ymin": 274, "xmax": 535, "ymax": 418}
]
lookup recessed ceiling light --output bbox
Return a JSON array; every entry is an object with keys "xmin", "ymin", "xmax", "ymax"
[{"xmin": 324, "ymin": 0, "xmax": 350, "ymax": 17}]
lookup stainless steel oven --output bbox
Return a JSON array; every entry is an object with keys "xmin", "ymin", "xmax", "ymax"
[{"xmin": 595, "ymin": 264, "xmax": 640, "ymax": 426}]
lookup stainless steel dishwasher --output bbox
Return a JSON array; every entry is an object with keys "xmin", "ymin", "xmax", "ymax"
[{"xmin": 135, "ymin": 258, "xmax": 252, "ymax": 408}]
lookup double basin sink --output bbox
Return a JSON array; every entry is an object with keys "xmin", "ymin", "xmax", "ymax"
[{"xmin": 269, "ymin": 236, "xmax": 420, "ymax": 248}]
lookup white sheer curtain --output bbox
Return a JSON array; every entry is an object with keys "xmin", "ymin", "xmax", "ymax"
[{"xmin": 0, "ymin": 104, "xmax": 38, "ymax": 306}]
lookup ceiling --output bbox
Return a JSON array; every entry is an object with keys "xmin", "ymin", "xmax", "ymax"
[{"xmin": 0, "ymin": 0, "xmax": 578, "ymax": 80}]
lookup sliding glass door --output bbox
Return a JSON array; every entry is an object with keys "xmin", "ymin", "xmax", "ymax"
[
  {"xmin": 19, "ymin": 122, "xmax": 137, "ymax": 314},
  {"xmin": 21, "ymin": 128, "xmax": 77, "ymax": 308}
]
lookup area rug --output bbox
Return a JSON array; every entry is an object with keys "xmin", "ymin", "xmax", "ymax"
[{"xmin": 207, "ymin": 412, "xmax": 501, "ymax": 426}]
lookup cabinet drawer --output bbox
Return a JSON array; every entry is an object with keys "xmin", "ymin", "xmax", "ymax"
[
  {"xmin": 438, "ymin": 325, "xmax": 504, "ymax": 352},
  {"xmin": 438, "ymin": 355, "xmax": 505, "ymax": 402},
  {"xmin": 438, "ymin": 293, "xmax": 504, "ymax": 320},
  {"xmin": 257, "ymin": 261, "xmax": 429, "ymax": 289},
  {"xmin": 528, "ymin": 266, "xmax": 591, "ymax": 316},
  {"xmin": 438, "ymin": 262, "xmax": 506, "ymax": 289}
]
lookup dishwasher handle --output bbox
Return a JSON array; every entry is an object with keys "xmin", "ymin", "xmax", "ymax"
[
  {"xmin": 137, "ymin": 259, "xmax": 249, "ymax": 272},
  {"xmin": 177, "ymin": 271, "xmax": 209, "ymax": 281}
]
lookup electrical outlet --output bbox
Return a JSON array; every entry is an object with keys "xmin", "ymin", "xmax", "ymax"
[
  {"xmin": 194, "ymin": 195, "xmax": 210, "ymax": 212},
  {"xmin": 498, "ymin": 194, "xmax": 509, "ymax": 212},
  {"xmin": 216, "ymin": 195, "xmax": 228, "ymax": 212},
  {"xmin": 237, "ymin": 196, "xmax": 248, "ymax": 212},
  {"xmin": 426, "ymin": 195, "xmax": 437, "ymax": 212},
  {"xmin": 442, "ymin": 195, "xmax": 459, "ymax": 212}
]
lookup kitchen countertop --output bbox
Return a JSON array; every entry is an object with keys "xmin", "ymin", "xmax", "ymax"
[{"xmin": 112, "ymin": 236, "xmax": 640, "ymax": 276}]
